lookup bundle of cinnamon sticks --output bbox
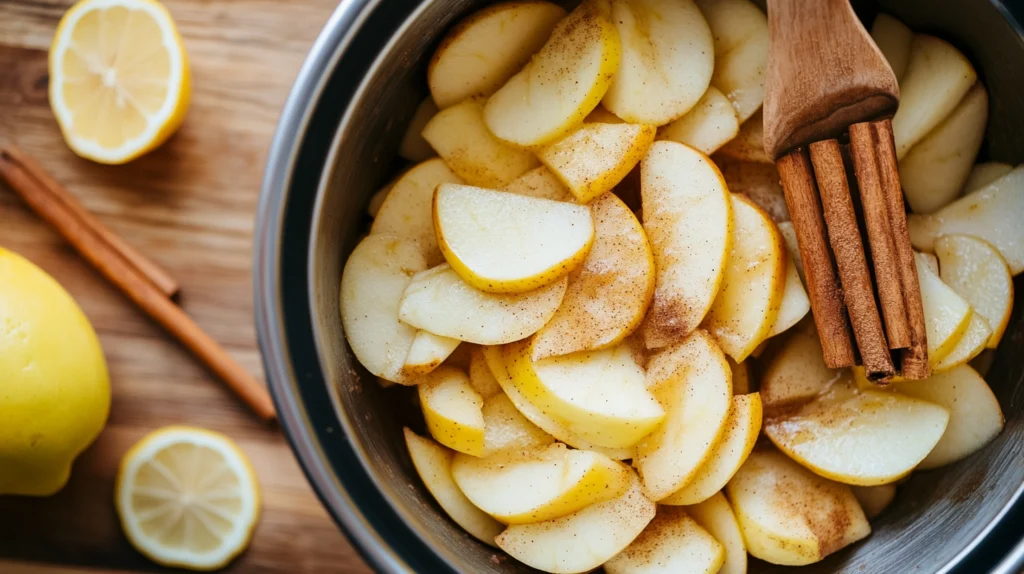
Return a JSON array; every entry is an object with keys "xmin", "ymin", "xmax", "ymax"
[{"xmin": 777, "ymin": 118, "xmax": 928, "ymax": 381}]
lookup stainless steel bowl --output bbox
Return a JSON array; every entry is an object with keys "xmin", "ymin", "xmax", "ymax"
[{"xmin": 255, "ymin": 1, "xmax": 1024, "ymax": 571}]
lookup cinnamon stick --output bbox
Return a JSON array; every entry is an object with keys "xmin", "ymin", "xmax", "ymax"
[
  {"xmin": 0, "ymin": 146, "xmax": 180, "ymax": 299},
  {"xmin": 808, "ymin": 139, "xmax": 894, "ymax": 380},
  {"xmin": 872, "ymin": 119, "xmax": 929, "ymax": 379},
  {"xmin": 848, "ymin": 123, "xmax": 910, "ymax": 350},
  {"xmin": 776, "ymin": 149, "xmax": 856, "ymax": 368},
  {"xmin": 0, "ymin": 148, "xmax": 276, "ymax": 421}
]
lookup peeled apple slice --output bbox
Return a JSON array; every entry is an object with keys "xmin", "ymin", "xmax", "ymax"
[
  {"xmin": 686, "ymin": 493, "xmax": 747, "ymax": 574},
  {"xmin": 758, "ymin": 322, "xmax": 844, "ymax": 414},
  {"xmin": 468, "ymin": 347, "xmax": 503, "ymax": 399},
  {"xmin": 427, "ymin": 1, "xmax": 566, "ymax": 108},
  {"xmin": 852, "ymin": 484, "xmax": 897, "ymax": 520},
  {"xmin": 495, "ymin": 470, "xmax": 656, "ymax": 574},
  {"xmin": 503, "ymin": 166, "xmax": 574, "ymax": 202},
  {"xmin": 871, "ymin": 14, "xmax": 913, "ymax": 81},
  {"xmin": 481, "ymin": 394, "xmax": 555, "ymax": 457},
  {"xmin": 935, "ymin": 234, "xmax": 1014, "ymax": 348},
  {"xmin": 696, "ymin": 0, "xmax": 769, "ymax": 122},
  {"xmin": 767, "ymin": 257, "xmax": 810, "ymax": 338},
  {"xmin": 402, "ymin": 331, "xmax": 462, "ymax": 377},
  {"xmin": 537, "ymin": 122, "xmax": 656, "ymax": 204},
  {"xmin": 658, "ymin": 86, "xmax": 741, "ymax": 155},
  {"xmin": 404, "ymin": 429, "xmax": 503, "ymax": 546},
  {"xmin": 604, "ymin": 506, "xmax": 725, "ymax": 574},
  {"xmin": 434, "ymin": 184, "xmax": 594, "ymax": 294},
  {"xmin": 484, "ymin": 0, "xmax": 621, "ymax": 147},
  {"xmin": 718, "ymin": 160, "xmax": 789, "ymax": 222},
  {"xmin": 398, "ymin": 96, "xmax": 438, "ymax": 162},
  {"xmin": 932, "ymin": 313, "xmax": 991, "ymax": 372},
  {"xmin": 965, "ymin": 162, "xmax": 1014, "ymax": 193},
  {"xmin": 398, "ymin": 264, "xmax": 567, "ymax": 345},
  {"xmin": 763, "ymin": 380, "xmax": 949, "ymax": 486},
  {"xmin": 602, "ymin": 0, "xmax": 714, "ymax": 125},
  {"xmin": 917, "ymin": 252, "xmax": 974, "ymax": 363},
  {"xmin": 418, "ymin": 367, "xmax": 486, "ymax": 456},
  {"xmin": 716, "ymin": 109, "xmax": 771, "ymax": 164}
]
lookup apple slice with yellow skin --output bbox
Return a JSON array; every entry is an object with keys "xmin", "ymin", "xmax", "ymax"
[
  {"xmin": 703, "ymin": 195, "xmax": 786, "ymax": 361},
  {"xmin": 767, "ymin": 257, "xmax": 810, "ymax": 338},
  {"xmin": 892, "ymin": 35, "xmax": 977, "ymax": 158},
  {"xmin": 932, "ymin": 313, "xmax": 991, "ymax": 372},
  {"xmin": 936, "ymin": 234, "xmax": 1014, "ymax": 348},
  {"xmin": 468, "ymin": 346, "xmax": 502, "ymax": 399},
  {"xmin": 686, "ymin": 493, "xmax": 747, "ymax": 574},
  {"xmin": 531, "ymin": 193, "xmax": 655, "ymax": 359},
  {"xmin": 484, "ymin": 0, "xmax": 621, "ymax": 147},
  {"xmin": 504, "ymin": 339, "xmax": 665, "ymax": 449},
  {"xmin": 495, "ymin": 470, "xmax": 656, "ymax": 574},
  {"xmin": 502, "ymin": 166, "xmax": 574, "ymax": 202},
  {"xmin": 870, "ymin": 14, "xmax": 912, "ymax": 81},
  {"xmin": 729, "ymin": 357, "xmax": 751, "ymax": 395},
  {"xmin": 909, "ymin": 166, "xmax": 1024, "ymax": 274},
  {"xmin": 758, "ymin": 321, "xmax": 846, "ymax": 415},
  {"xmin": 419, "ymin": 367, "xmax": 486, "ymax": 456},
  {"xmin": 399, "ymin": 264, "xmax": 567, "ymax": 345},
  {"xmin": 715, "ymin": 109, "xmax": 770, "ymax": 164},
  {"xmin": 852, "ymin": 484, "xmax": 897, "ymax": 520},
  {"xmin": 481, "ymin": 345, "xmax": 633, "ymax": 460},
  {"xmin": 538, "ymin": 123, "xmax": 656, "ymax": 204},
  {"xmin": 452, "ymin": 443, "xmax": 631, "ymax": 524},
  {"xmin": 917, "ymin": 252, "xmax": 974, "ymax": 363},
  {"xmin": 726, "ymin": 448, "xmax": 870, "ymax": 566},
  {"xmin": 605, "ymin": 506, "xmax": 724, "ymax": 574},
  {"xmin": 402, "ymin": 331, "xmax": 462, "ymax": 377},
  {"xmin": 422, "ymin": 98, "xmax": 539, "ymax": 189},
  {"xmin": 891, "ymin": 365, "xmax": 1003, "ymax": 470},
  {"xmin": 341, "ymin": 235, "xmax": 428, "ymax": 383},
  {"xmin": 661, "ymin": 393, "xmax": 763, "ymax": 506},
  {"xmin": 427, "ymin": 1, "xmax": 566, "ymax": 109},
  {"xmin": 637, "ymin": 330, "xmax": 732, "ymax": 500},
  {"xmin": 900, "ymin": 83, "xmax": 988, "ymax": 214},
  {"xmin": 696, "ymin": 0, "xmax": 769, "ymax": 122},
  {"xmin": 602, "ymin": 0, "xmax": 714, "ymax": 125},
  {"xmin": 403, "ymin": 429, "xmax": 503, "ymax": 546},
  {"xmin": 434, "ymin": 184, "xmax": 594, "ymax": 294},
  {"xmin": 658, "ymin": 86, "xmax": 740, "ymax": 155},
  {"xmin": 398, "ymin": 96, "xmax": 438, "ymax": 162},
  {"xmin": 370, "ymin": 159, "xmax": 463, "ymax": 265},
  {"xmin": 764, "ymin": 380, "xmax": 949, "ymax": 486},
  {"xmin": 641, "ymin": 141, "xmax": 733, "ymax": 349},
  {"xmin": 481, "ymin": 394, "xmax": 555, "ymax": 457},
  {"xmin": 965, "ymin": 162, "xmax": 1014, "ymax": 193}
]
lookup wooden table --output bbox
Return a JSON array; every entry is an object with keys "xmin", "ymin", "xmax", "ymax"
[{"xmin": 0, "ymin": 0, "xmax": 373, "ymax": 572}]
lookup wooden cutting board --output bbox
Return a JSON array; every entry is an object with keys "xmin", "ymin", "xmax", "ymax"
[{"xmin": 0, "ymin": 0, "xmax": 373, "ymax": 572}]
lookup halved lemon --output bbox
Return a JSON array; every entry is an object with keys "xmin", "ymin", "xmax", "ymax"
[
  {"xmin": 115, "ymin": 427, "xmax": 260, "ymax": 571},
  {"xmin": 49, "ymin": 0, "xmax": 190, "ymax": 164}
]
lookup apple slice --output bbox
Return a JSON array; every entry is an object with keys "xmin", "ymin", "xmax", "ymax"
[
  {"xmin": 403, "ymin": 429, "xmax": 503, "ymax": 546},
  {"xmin": 605, "ymin": 506, "xmax": 724, "ymax": 574},
  {"xmin": 936, "ymin": 234, "xmax": 1014, "ymax": 349},
  {"xmin": 696, "ymin": 0, "xmax": 768, "ymax": 123},
  {"xmin": 538, "ymin": 123, "xmax": 656, "ymax": 204},
  {"xmin": 909, "ymin": 166, "xmax": 1024, "ymax": 274},
  {"xmin": 718, "ymin": 160, "xmax": 788, "ymax": 222},
  {"xmin": 502, "ymin": 166, "xmax": 574, "ymax": 202},
  {"xmin": 965, "ymin": 162, "xmax": 1014, "ymax": 193},
  {"xmin": 767, "ymin": 257, "xmax": 810, "ymax": 338},
  {"xmin": 434, "ymin": 184, "xmax": 594, "ymax": 294},
  {"xmin": 341, "ymin": 235, "xmax": 428, "ymax": 383},
  {"xmin": 852, "ymin": 484, "xmax": 897, "ymax": 520},
  {"xmin": 715, "ymin": 109, "xmax": 770, "ymax": 163},
  {"xmin": 637, "ymin": 330, "xmax": 732, "ymax": 500},
  {"xmin": 892, "ymin": 365, "xmax": 1003, "ymax": 469},
  {"xmin": 729, "ymin": 357, "xmax": 751, "ymax": 395},
  {"xmin": 661, "ymin": 393, "xmax": 763, "ymax": 506},
  {"xmin": 870, "ymin": 14, "xmax": 912, "ymax": 81},
  {"xmin": 419, "ymin": 367, "xmax": 486, "ymax": 456},
  {"xmin": 726, "ymin": 448, "xmax": 871, "ymax": 566},
  {"xmin": 495, "ymin": 470, "xmax": 656, "ymax": 574},
  {"xmin": 917, "ymin": 252, "xmax": 974, "ymax": 363},
  {"xmin": 481, "ymin": 393, "xmax": 555, "ymax": 457},
  {"xmin": 482, "ymin": 345, "xmax": 634, "ymax": 460},
  {"xmin": 370, "ymin": 159, "xmax": 463, "ymax": 265},
  {"xmin": 900, "ymin": 83, "xmax": 989, "ymax": 214},
  {"xmin": 452, "ymin": 443, "xmax": 630, "ymax": 524},
  {"xmin": 504, "ymin": 339, "xmax": 665, "ymax": 449},
  {"xmin": 921, "ymin": 251, "xmax": 940, "ymax": 275},
  {"xmin": 427, "ymin": 1, "xmax": 566, "ymax": 109},
  {"xmin": 602, "ymin": 0, "xmax": 714, "ymax": 125},
  {"xmin": 764, "ymin": 380, "xmax": 949, "ymax": 485},
  {"xmin": 658, "ymin": 86, "xmax": 740, "ymax": 155},
  {"xmin": 758, "ymin": 322, "xmax": 844, "ymax": 414},
  {"xmin": 777, "ymin": 220, "xmax": 803, "ymax": 278},
  {"xmin": 641, "ymin": 141, "xmax": 733, "ymax": 349},
  {"xmin": 933, "ymin": 313, "xmax": 991, "ymax": 372},
  {"xmin": 422, "ymin": 98, "xmax": 539, "ymax": 188},
  {"xmin": 399, "ymin": 264, "xmax": 567, "ymax": 345},
  {"xmin": 468, "ymin": 346, "xmax": 503, "ymax": 399},
  {"xmin": 403, "ymin": 331, "xmax": 462, "ymax": 377},
  {"xmin": 686, "ymin": 492, "xmax": 747, "ymax": 574},
  {"xmin": 484, "ymin": 0, "xmax": 621, "ymax": 147},
  {"xmin": 531, "ymin": 193, "xmax": 655, "ymax": 359},
  {"xmin": 398, "ymin": 96, "xmax": 438, "ymax": 162},
  {"xmin": 892, "ymin": 35, "xmax": 977, "ymax": 158},
  {"xmin": 703, "ymin": 195, "xmax": 786, "ymax": 361}
]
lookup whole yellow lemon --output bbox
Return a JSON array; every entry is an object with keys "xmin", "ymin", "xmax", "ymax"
[{"xmin": 0, "ymin": 248, "xmax": 110, "ymax": 495}]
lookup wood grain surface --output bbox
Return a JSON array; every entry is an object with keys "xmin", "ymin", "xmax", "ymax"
[{"xmin": 0, "ymin": 0, "xmax": 372, "ymax": 572}]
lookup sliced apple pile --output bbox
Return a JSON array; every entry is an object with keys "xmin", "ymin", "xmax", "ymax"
[
  {"xmin": 605, "ymin": 506, "xmax": 724, "ymax": 574},
  {"xmin": 696, "ymin": 0, "xmax": 769, "ymax": 123},
  {"xmin": 658, "ymin": 86, "xmax": 740, "ymax": 155}
]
